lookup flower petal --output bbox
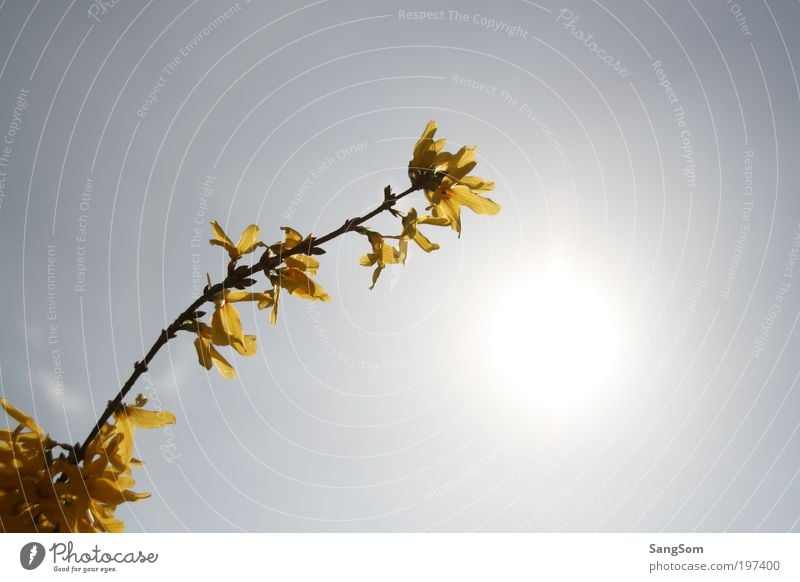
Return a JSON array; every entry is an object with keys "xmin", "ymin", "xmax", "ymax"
[
  {"xmin": 459, "ymin": 175, "xmax": 495, "ymax": 193},
  {"xmin": 411, "ymin": 120, "xmax": 438, "ymax": 166},
  {"xmin": 195, "ymin": 336, "xmax": 236, "ymax": 378},
  {"xmin": 448, "ymin": 184, "xmax": 501, "ymax": 215},
  {"xmin": 269, "ymin": 286, "xmax": 281, "ymax": 325},
  {"xmin": 231, "ymin": 334, "xmax": 257, "ymax": 357},
  {"xmin": 226, "ymin": 290, "xmax": 274, "ymax": 305},
  {"xmin": 413, "ymin": 230, "xmax": 439, "ymax": 252},
  {"xmin": 279, "ymin": 268, "xmax": 330, "ymax": 301},
  {"xmin": 210, "ymin": 345, "xmax": 236, "ymax": 378},
  {"xmin": 359, "ymin": 252, "xmax": 378, "ymax": 267},
  {"xmin": 441, "ymin": 146, "xmax": 477, "ymax": 185},
  {"xmin": 284, "ymin": 255, "xmax": 320, "ymax": 274},
  {"xmin": 0, "ymin": 399, "xmax": 44, "ymax": 436},
  {"xmin": 235, "ymin": 225, "xmax": 264, "ymax": 256},
  {"xmin": 435, "ymin": 197, "xmax": 462, "ymax": 235},
  {"xmin": 417, "ymin": 214, "xmax": 451, "ymax": 227},
  {"xmin": 280, "ymin": 227, "xmax": 304, "ymax": 251},
  {"xmin": 257, "ymin": 290, "xmax": 276, "ymax": 310},
  {"xmin": 122, "ymin": 406, "xmax": 176, "ymax": 429},
  {"xmin": 209, "ymin": 220, "xmax": 237, "ymax": 257},
  {"xmin": 369, "ymin": 265, "xmax": 385, "ymax": 290},
  {"xmin": 379, "ymin": 242, "xmax": 403, "ymax": 265},
  {"xmin": 211, "ymin": 302, "xmax": 245, "ymax": 348}
]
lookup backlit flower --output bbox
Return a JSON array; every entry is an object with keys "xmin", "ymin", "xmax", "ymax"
[
  {"xmin": 194, "ymin": 322, "xmax": 237, "ymax": 378},
  {"xmin": 408, "ymin": 120, "xmax": 451, "ymax": 190},
  {"xmin": 267, "ymin": 228, "xmax": 330, "ymax": 324},
  {"xmin": 424, "ymin": 145, "xmax": 500, "ymax": 236},
  {"xmin": 358, "ymin": 228, "xmax": 403, "ymax": 289},
  {"xmin": 1, "ymin": 396, "xmax": 174, "ymax": 532},
  {"xmin": 398, "ymin": 207, "xmax": 442, "ymax": 259},
  {"xmin": 209, "ymin": 221, "xmax": 266, "ymax": 261}
]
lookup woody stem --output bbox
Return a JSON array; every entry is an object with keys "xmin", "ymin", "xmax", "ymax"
[{"xmin": 75, "ymin": 184, "xmax": 418, "ymax": 461}]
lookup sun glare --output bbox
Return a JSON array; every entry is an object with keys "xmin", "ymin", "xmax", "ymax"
[{"xmin": 491, "ymin": 262, "xmax": 621, "ymax": 414}]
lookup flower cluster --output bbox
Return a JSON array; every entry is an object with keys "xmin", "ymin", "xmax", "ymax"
[
  {"xmin": 1, "ymin": 396, "xmax": 174, "ymax": 532},
  {"xmin": 193, "ymin": 120, "xmax": 500, "ymax": 376},
  {"xmin": 356, "ymin": 120, "xmax": 501, "ymax": 287},
  {"xmin": 1, "ymin": 119, "xmax": 499, "ymax": 532},
  {"xmin": 193, "ymin": 224, "xmax": 330, "ymax": 378}
]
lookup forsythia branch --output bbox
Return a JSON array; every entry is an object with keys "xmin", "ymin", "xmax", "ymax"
[{"xmin": 0, "ymin": 120, "xmax": 500, "ymax": 532}]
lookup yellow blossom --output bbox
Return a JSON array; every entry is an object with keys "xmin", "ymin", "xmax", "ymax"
[
  {"xmin": 275, "ymin": 267, "xmax": 330, "ymax": 301},
  {"xmin": 424, "ymin": 145, "xmax": 500, "ymax": 235},
  {"xmin": 358, "ymin": 228, "xmax": 403, "ymax": 289},
  {"xmin": 194, "ymin": 285, "xmax": 274, "ymax": 376},
  {"xmin": 272, "ymin": 226, "xmax": 305, "ymax": 255},
  {"xmin": 209, "ymin": 221, "xmax": 266, "ymax": 261},
  {"xmin": 398, "ymin": 208, "xmax": 441, "ymax": 260},
  {"xmin": 194, "ymin": 322, "xmax": 237, "ymax": 378},
  {"xmin": 208, "ymin": 287, "xmax": 271, "ymax": 354},
  {"xmin": 267, "ymin": 228, "xmax": 330, "ymax": 324},
  {"xmin": 1, "ymin": 396, "xmax": 174, "ymax": 532},
  {"xmin": 408, "ymin": 120, "xmax": 451, "ymax": 189}
]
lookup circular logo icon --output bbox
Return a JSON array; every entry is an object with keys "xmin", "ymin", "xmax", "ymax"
[{"xmin": 20, "ymin": 542, "xmax": 46, "ymax": 570}]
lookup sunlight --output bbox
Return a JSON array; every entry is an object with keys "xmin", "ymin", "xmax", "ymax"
[{"xmin": 491, "ymin": 261, "xmax": 622, "ymax": 414}]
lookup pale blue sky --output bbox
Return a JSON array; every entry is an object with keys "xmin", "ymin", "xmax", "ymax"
[{"xmin": 1, "ymin": 0, "xmax": 799, "ymax": 531}]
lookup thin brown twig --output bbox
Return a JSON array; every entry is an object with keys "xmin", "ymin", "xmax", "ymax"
[{"xmin": 75, "ymin": 184, "xmax": 419, "ymax": 461}]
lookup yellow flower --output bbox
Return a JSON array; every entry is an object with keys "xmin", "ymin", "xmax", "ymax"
[
  {"xmin": 211, "ymin": 294, "xmax": 246, "ymax": 351},
  {"xmin": 276, "ymin": 267, "xmax": 330, "ymax": 301},
  {"xmin": 269, "ymin": 226, "xmax": 307, "ymax": 257},
  {"xmin": 208, "ymin": 288, "xmax": 271, "ymax": 353},
  {"xmin": 1, "ymin": 396, "xmax": 174, "ymax": 532},
  {"xmin": 194, "ymin": 322, "xmax": 237, "ymax": 378},
  {"xmin": 358, "ymin": 228, "xmax": 403, "ymax": 289},
  {"xmin": 398, "ymin": 208, "xmax": 441, "ymax": 260},
  {"xmin": 408, "ymin": 120, "xmax": 451, "ymax": 189},
  {"xmin": 209, "ymin": 221, "xmax": 266, "ymax": 261},
  {"xmin": 424, "ymin": 146, "xmax": 500, "ymax": 235},
  {"xmin": 278, "ymin": 226, "xmax": 304, "ymax": 252},
  {"xmin": 0, "ymin": 398, "xmax": 56, "ymax": 532},
  {"xmin": 111, "ymin": 395, "xmax": 176, "ymax": 472},
  {"xmin": 267, "ymin": 228, "xmax": 330, "ymax": 324},
  {"xmin": 194, "ymin": 286, "xmax": 273, "ymax": 377}
]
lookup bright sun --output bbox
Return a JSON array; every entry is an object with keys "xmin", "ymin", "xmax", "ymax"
[{"xmin": 491, "ymin": 262, "xmax": 622, "ymax": 414}]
